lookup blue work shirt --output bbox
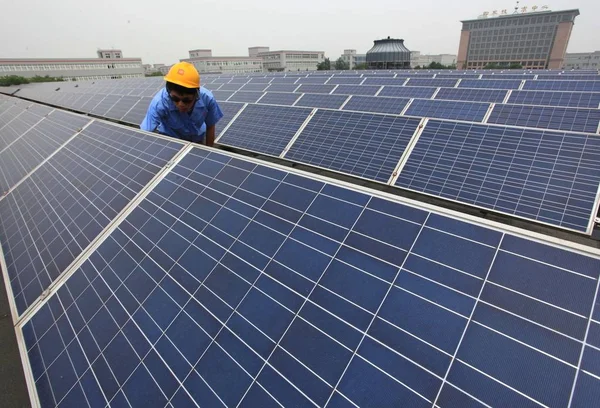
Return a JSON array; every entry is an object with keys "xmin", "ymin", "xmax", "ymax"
[{"xmin": 140, "ymin": 87, "xmax": 223, "ymax": 143}]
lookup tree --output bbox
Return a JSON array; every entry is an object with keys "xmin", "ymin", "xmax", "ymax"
[
  {"xmin": 354, "ymin": 63, "xmax": 368, "ymax": 70},
  {"xmin": 145, "ymin": 72, "xmax": 163, "ymax": 77},
  {"xmin": 0, "ymin": 75, "xmax": 63, "ymax": 87},
  {"xmin": 334, "ymin": 57, "xmax": 350, "ymax": 70},
  {"xmin": 316, "ymin": 58, "xmax": 331, "ymax": 71},
  {"xmin": 509, "ymin": 62, "xmax": 523, "ymax": 69}
]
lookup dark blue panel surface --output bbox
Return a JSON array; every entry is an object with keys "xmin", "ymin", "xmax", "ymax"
[
  {"xmin": 285, "ymin": 110, "xmax": 420, "ymax": 182},
  {"xmin": 333, "ymin": 85, "xmax": 381, "ymax": 96},
  {"xmin": 524, "ymin": 80, "xmax": 600, "ymax": 92},
  {"xmin": 508, "ymin": 90, "xmax": 600, "ymax": 108},
  {"xmin": 257, "ymin": 92, "xmax": 301, "ymax": 106},
  {"xmin": 295, "ymin": 84, "xmax": 336, "ymax": 94},
  {"xmin": 459, "ymin": 79, "xmax": 523, "ymax": 89},
  {"xmin": 228, "ymin": 91, "xmax": 264, "ymax": 103},
  {"xmin": 265, "ymin": 83, "xmax": 299, "ymax": 92},
  {"xmin": 435, "ymin": 87, "xmax": 508, "ymax": 103},
  {"xmin": 395, "ymin": 120, "xmax": 600, "ymax": 232},
  {"xmin": 405, "ymin": 99, "xmax": 489, "ymax": 122},
  {"xmin": 342, "ymin": 95, "xmax": 409, "ymax": 115},
  {"xmin": 406, "ymin": 78, "xmax": 458, "ymax": 87},
  {"xmin": 217, "ymin": 104, "xmax": 311, "ymax": 156},
  {"xmin": 0, "ymin": 121, "xmax": 183, "ymax": 315},
  {"xmin": 215, "ymin": 101, "xmax": 244, "ymax": 135},
  {"xmin": 295, "ymin": 93, "xmax": 349, "ymax": 109},
  {"xmin": 378, "ymin": 86, "xmax": 437, "ymax": 98},
  {"xmin": 487, "ymin": 104, "xmax": 600, "ymax": 133}
]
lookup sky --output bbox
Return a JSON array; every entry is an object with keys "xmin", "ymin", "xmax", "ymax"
[{"xmin": 1, "ymin": 0, "xmax": 598, "ymax": 65}]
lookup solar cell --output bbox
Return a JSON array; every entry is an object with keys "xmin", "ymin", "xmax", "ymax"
[
  {"xmin": 285, "ymin": 110, "xmax": 420, "ymax": 182},
  {"xmin": 507, "ymin": 90, "xmax": 600, "ymax": 108},
  {"xmin": 342, "ymin": 95, "xmax": 410, "ymax": 115},
  {"xmin": 378, "ymin": 86, "xmax": 437, "ymax": 98},
  {"xmin": 487, "ymin": 104, "xmax": 600, "ymax": 133},
  {"xmin": 257, "ymin": 92, "xmax": 302, "ymax": 106},
  {"xmin": 405, "ymin": 99, "xmax": 490, "ymax": 122},
  {"xmin": 216, "ymin": 83, "xmax": 244, "ymax": 92},
  {"xmin": 332, "ymin": 85, "xmax": 381, "ymax": 96},
  {"xmin": 0, "ymin": 111, "xmax": 91, "ymax": 193},
  {"xmin": 395, "ymin": 120, "xmax": 600, "ymax": 233},
  {"xmin": 228, "ymin": 91, "xmax": 265, "ymax": 103},
  {"xmin": 265, "ymin": 84, "xmax": 300, "ymax": 92},
  {"xmin": 362, "ymin": 78, "xmax": 407, "ymax": 86},
  {"xmin": 405, "ymin": 78, "xmax": 458, "ymax": 87},
  {"xmin": 524, "ymin": 81, "xmax": 600, "ymax": 92},
  {"xmin": 295, "ymin": 93, "xmax": 349, "ymax": 109},
  {"xmin": 16, "ymin": 146, "xmax": 600, "ymax": 408},
  {"xmin": 480, "ymin": 74, "xmax": 535, "ymax": 80},
  {"xmin": 0, "ymin": 106, "xmax": 50, "ymax": 151},
  {"xmin": 104, "ymin": 96, "xmax": 142, "ymax": 121},
  {"xmin": 0, "ymin": 121, "xmax": 184, "ymax": 316},
  {"xmin": 435, "ymin": 88, "xmax": 509, "ymax": 103},
  {"xmin": 211, "ymin": 90, "xmax": 235, "ymax": 101},
  {"xmin": 121, "ymin": 97, "xmax": 153, "ymax": 126},
  {"xmin": 215, "ymin": 101, "xmax": 245, "ymax": 136},
  {"xmin": 217, "ymin": 104, "xmax": 311, "ymax": 156},
  {"xmin": 90, "ymin": 95, "xmax": 122, "ymax": 117},
  {"xmin": 295, "ymin": 84, "xmax": 336, "ymax": 94},
  {"xmin": 326, "ymin": 77, "xmax": 365, "ymax": 85},
  {"xmin": 240, "ymin": 84, "xmax": 269, "ymax": 92},
  {"xmin": 458, "ymin": 79, "xmax": 523, "ymax": 90},
  {"xmin": 80, "ymin": 95, "xmax": 106, "ymax": 113},
  {"xmin": 296, "ymin": 77, "xmax": 330, "ymax": 84}
]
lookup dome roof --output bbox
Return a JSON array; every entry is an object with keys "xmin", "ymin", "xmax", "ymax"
[{"xmin": 366, "ymin": 37, "xmax": 411, "ymax": 64}]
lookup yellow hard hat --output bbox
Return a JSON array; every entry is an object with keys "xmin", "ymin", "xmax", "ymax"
[{"xmin": 164, "ymin": 62, "xmax": 200, "ymax": 89}]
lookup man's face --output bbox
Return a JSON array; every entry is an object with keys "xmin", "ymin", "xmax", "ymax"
[{"xmin": 169, "ymin": 91, "xmax": 196, "ymax": 113}]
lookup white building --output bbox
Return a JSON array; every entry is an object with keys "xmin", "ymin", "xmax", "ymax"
[
  {"xmin": 181, "ymin": 49, "xmax": 263, "ymax": 74},
  {"xmin": 410, "ymin": 51, "xmax": 457, "ymax": 68},
  {"xmin": 341, "ymin": 49, "xmax": 366, "ymax": 69},
  {"xmin": 562, "ymin": 51, "xmax": 600, "ymax": 70},
  {"xmin": 248, "ymin": 47, "xmax": 269, "ymax": 58},
  {"xmin": 97, "ymin": 49, "xmax": 123, "ymax": 59},
  {"xmin": 0, "ymin": 55, "xmax": 144, "ymax": 81},
  {"xmin": 258, "ymin": 49, "xmax": 325, "ymax": 72}
]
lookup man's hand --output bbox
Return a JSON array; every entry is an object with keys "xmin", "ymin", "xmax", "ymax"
[{"xmin": 205, "ymin": 125, "xmax": 216, "ymax": 147}]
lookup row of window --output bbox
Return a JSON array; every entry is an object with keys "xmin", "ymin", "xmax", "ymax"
[
  {"xmin": 0, "ymin": 63, "xmax": 141, "ymax": 72},
  {"xmin": 194, "ymin": 61, "xmax": 262, "ymax": 67},
  {"xmin": 67, "ymin": 74, "xmax": 143, "ymax": 81},
  {"xmin": 466, "ymin": 60, "xmax": 546, "ymax": 68},
  {"xmin": 285, "ymin": 54, "xmax": 322, "ymax": 59},
  {"xmin": 464, "ymin": 13, "xmax": 575, "ymax": 30}
]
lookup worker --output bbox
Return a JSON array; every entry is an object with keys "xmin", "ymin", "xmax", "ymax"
[{"xmin": 140, "ymin": 62, "xmax": 223, "ymax": 146}]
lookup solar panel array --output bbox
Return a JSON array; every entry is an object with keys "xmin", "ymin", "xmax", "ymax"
[{"xmin": 1, "ymin": 93, "xmax": 600, "ymax": 407}]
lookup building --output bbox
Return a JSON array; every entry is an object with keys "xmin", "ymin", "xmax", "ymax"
[
  {"xmin": 181, "ymin": 49, "xmax": 263, "ymax": 74},
  {"xmin": 97, "ymin": 49, "xmax": 123, "ymax": 59},
  {"xmin": 410, "ymin": 51, "xmax": 457, "ymax": 68},
  {"xmin": 457, "ymin": 8, "xmax": 580, "ymax": 70},
  {"xmin": 366, "ymin": 37, "xmax": 411, "ymax": 70},
  {"xmin": 0, "ymin": 55, "xmax": 144, "ymax": 81},
  {"xmin": 248, "ymin": 47, "xmax": 269, "ymax": 58},
  {"xmin": 562, "ymin": 51, "xmax": 600, "ymax": 70},
  {"xmin": 258, "ymin": 49, "xmax": 325, "ymax": 72},
  {"xmin": 341, "ymin": 50, "xmax": 366, "ymax": 69},
  {"xmin": 143, "ymin": 63, "xmax": 169, "ymax": 75}
]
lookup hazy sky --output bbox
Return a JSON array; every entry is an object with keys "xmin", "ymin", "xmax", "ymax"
[{"xmin": 2, "ymin": 0, "xmax": 598, "ymax": 65}]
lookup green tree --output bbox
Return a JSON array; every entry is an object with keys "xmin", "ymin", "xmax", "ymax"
[
  {"xmin": 334, "ymin": 57, "xmax": 350, "ymax": 70},
  {"xmin": 316, "ymin": 58, "xmax": 331, "ymax": 70},
  {"xmin": 145, "ymin": 71, "xmax": 163, "ymax": 77},
  {"xmin": 508, "ymin": 62, "xmax": 523, "ymax": 69},
  {"xmin": 0, "ymin": 75, "xmax": 63, "ymax": 86},
  {"xmin": 354, "ymin": 62, "xmax": 368, "ymax": 70}
]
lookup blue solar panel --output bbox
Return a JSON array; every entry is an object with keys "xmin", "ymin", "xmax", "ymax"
[
  {"xmin": 285, "ymin": 110, "xmax": 420, "ymax": 182},
  {"xmin": 215, "ymin": 101, "xmax": 245, "ymax": 135},
  {"xmin": 378, "ymin": 86, "xmax": 437, "ymax": 98},
  {"xmin": 228, "ymin": 91, "xmax": 265, "ymax": 103},
  {"xmin": 395, "ymin": 120, "xmax": 600, "ymax": 232},
  {"xmin": 458, "ymin": 79, "xmax": 523, "ymax": 90},
  {"xmin": 434, "ymin": 74, "xmax": 481, "ymax": 79},
  {"xmin": 524, "ymin": 81, "xmax": 600, "ymax": 92},
  {"xmin": 211, "ymin": 90, "xmax": 235, "ymax": 101},
  {"xmin": 487, "ymin": 104, "xmax": 600, "ymax": 134},
  {"xmin": 104, "ymin": 96, "xmax": 142, "ymax": 121},
  {"xmin": 240, "ymin": 84, "xmax": 269, "ymax": 92},
  {"xmin": 405, "ymin": 78, "xmax": 458, "ymax": 88},
  {"xmin": 435, "ymin": 88, "xmax": 508, "ymax": 103},
  {"xmin": 216, "ymin": 83, "xmax": 244, "ymax": 92},
  {"xmin": 17, "ymin": 146, "xmax": 600, "ymax": 408},
  {"xmin": 0, "ymin": 111, "xmax": 91, "ymax": 193},
  {"xmin": 541, "ymin": 75, "xmax": 600, "ymax": 81},
  {"xmin": 0, "ymin": 122, "xmax": 184, "ymax": 316},
  {"xmin": 0, "ymin": 104, "xmax": 52, "ymax": 151},
  {"xmin": 269, "ymin": 78, "xmax": 299, "ymax": 85},
  {"xmin": 80, "ymin": 95, "xmax": 107, "ymax": 113},
  {"xmin": 295, "ymin": 94, "xmax": 349, "ymax": 109},
  {"xmin": 295, "ymin": 84, "xmax": 336, "ymax": 94},
  {"xmin": 248, "ymin": 77, "xmax": 272, "ymax": 84},
  {"xmin": 217, "ymin": 104, "xmax": 311, "ymax": 156},
  {"xmin": 362, "ymin": 78, "xmax": 407, "ymax": 86},
  {"xmin": 480, "ymin": 74, "xmax": 535, "ymax": 80},
  {"xmin": 327, "ymin": 77, "xmax": 364, "ymax": 85},
  {"xmin": 333, "ymin": 85, "xmax": 381, "ymax": 96},
  {"xmin": 265, "ymin": 84, "xmax": 299, "ymax": 92},
  {"xmin": 296, "ymin": 77, "xmax": 330, "ymax": 84},
  {"xmin": 342, "ymin": 95, "xmax": 410, "ymax": 115},
  {"xmin": 122, "ymin": 97, "xmax": 153, "ymax": 126},
  {"xmin": 406, "ymin": 99, "xmax": 490, "ymax": 122},
  {"xmin": 508, "ymin": 90, "xmax": 600, "ymax": 108},
  {"xmin": 257, "ymin": 92, "xmax": 301, "ymax": 106},
  {"xmin": 90, "ymin": 95, "xmax": 122, "ymax": 117}
]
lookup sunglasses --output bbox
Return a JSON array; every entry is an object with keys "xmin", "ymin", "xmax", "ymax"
[{"xmin": 169, "ymin": 94, "xmax": 196, "ymax": 104}]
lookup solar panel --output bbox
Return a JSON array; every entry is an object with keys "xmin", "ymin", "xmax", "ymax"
[
  {"xmin": 17, "ymin": 146, "xmax": 600, "ymax": 408},
  {"xmin": 524, "ymin": 80, "xmax": 600, "ymax": 92},
  {"xmin": 217, "ymin": 104, "xmax": 311, "ymax": 156},
  {"xmin": 458, "ymin": 79, "xmax": 523, "ymax": 90},
  {"xmin": 217, "ymin": 83, "xmax": 244, "ymax": 92},
  {"xmin": 0, "ymin": 105, "xmax": 51, "ymax": 151},
  {"xmin": 80, "ymin": 95, "xmax": 106, "ymax": 113},
  {"xmin": 405, "ymin": 78, "xmax": 458, "ymax": 87},
  {"xmin": 295, "ymin": 94, "xmax": 349, "ymax": 109},
  {"xmin": 265, "ymin": 84, "xmax": 299, "ymax": 93},
  {"xmin": 326, "ymin": 77, "xmax": 365, "ymax": 85},
  {"xmin": 285, "ymin": 110, "xmax": 420, "ymax": 182},
  {"xmin": 240, "ymin": 84, "xmax": 269, "ymax": 92},
  {"xmin": 435, "ymin": 88, "xmax": 508, "ymax": 103},
  {"xmin": 508, "ymin": 90, "xmax": 600, "ymax": 108},
  {"xmin": 395, "ymin": 120, "xmax": 600, "ymax": 233},
  {"xmin": 215, "ymin": 101, "xmax": 245, "ymax": 135},
  {"xmin": 362, "ymin": 78, "xmax": 407, "ymax": 86},
  {"xmin": 487, "ymin": 104, "xmax": 600, "ymax": 134},
  {"xmin": 228, "ymin": 91, "xmax": 265, "ymax": 103},
  {"xmin": 90, "ymin": 95, "xmax": 122, "ymax": 117},
  {"xmin": 480, "ymin": 74, "xmax": 535, "ymax": 80},
  {"xmin": 211, "ymin": 90, "xmax": 235, "ymax": 101},
  {"xmin": 256, "ymin": 92, "xmax": 301, "ymax": 106},
  {"xmin": 342, "ymin": 95, "xmax": 410, "ymax": 115},
  {"xmin": 0, "ymin": 121, "xmax": 184, "ymax": 316},
  {"xmin": 378, "ymin": 86, "xmax": 437, "ymax": 98},
  {"xmin": 405, "ymin": 99, "xmax": 490, "ymax": 122},
  {"xmin": 0, "ymin": 111, "xmax": 90, "ymax": 193},
  {"xmin": 122, "ymin": 97, "xmax": 153, "ymax": 126},
  {"xmin": 295, "ymin": 84, "xmax": 336, "ymax": 94},
  {"xmin": 296, "ymin": 77, "xmax": 330, "ymax": 84},
  {"xmin": 104, "ymin": 96, "xmax": 142, "ymax": 121},
  {"xmin": 269, "ymin": 78, "xmax": 299, "ymax": 85},
  {"xmin": 332, "ymin": 85, "xmax": 381, "ymax": 96},
  {"xmin": 248, "ymin": 77, "xmax": 272, "ymax": 84}
]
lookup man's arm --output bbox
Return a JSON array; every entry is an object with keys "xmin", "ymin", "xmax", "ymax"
[{"xmin": 205, "ymin": 125, "xmax": 215, "ymax": 147}]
